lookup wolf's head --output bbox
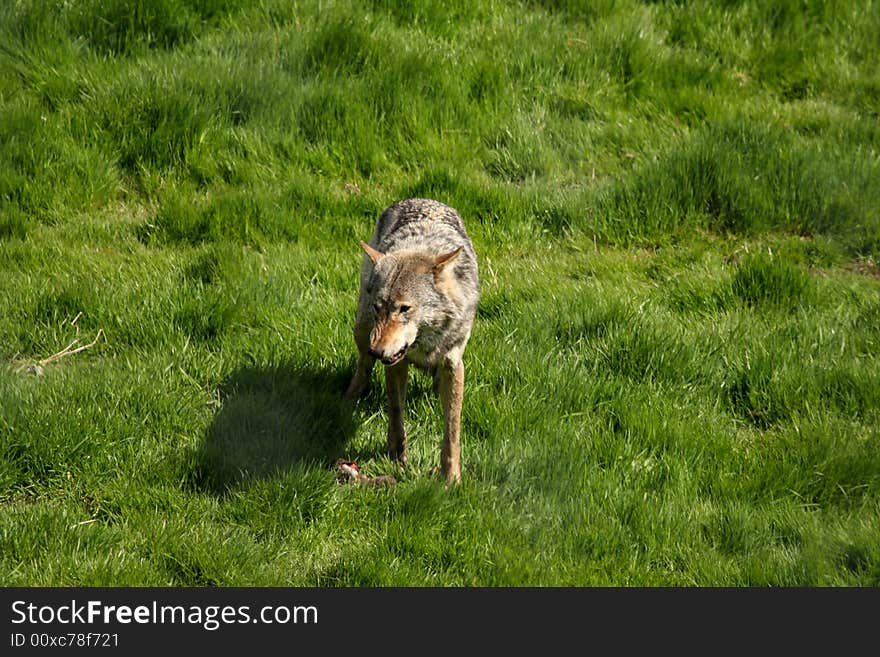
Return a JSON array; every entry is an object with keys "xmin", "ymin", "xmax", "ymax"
[{"xmin": 359, "ymin": 240, "xmax": 462, "ymax": 366}]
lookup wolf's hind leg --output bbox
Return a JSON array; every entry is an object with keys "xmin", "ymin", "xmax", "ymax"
[{"xmin": 385, "ymin": 360, "xmax": 409, "ymax": 465}]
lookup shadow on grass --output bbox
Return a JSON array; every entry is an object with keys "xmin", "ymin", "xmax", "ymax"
[{"xmin": 191, "ymin": 361, "xmax": 364, "ymax": 495}]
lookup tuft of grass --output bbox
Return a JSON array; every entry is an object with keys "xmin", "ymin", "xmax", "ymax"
[
  {"xmin": 730, "ymin": 252, "xmax": 816, "ymax": 309},
  {"xmin": 589, "ymin": 121, "xmax": 880, "ymax": 249}
]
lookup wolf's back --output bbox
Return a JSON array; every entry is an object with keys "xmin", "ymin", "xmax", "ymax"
[{"xmin": 371, "ymin": 198, "xmax": 474, "ymax": 255}]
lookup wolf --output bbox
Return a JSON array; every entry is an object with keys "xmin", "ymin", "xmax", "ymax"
[{"xmin": 344, "ymin": 198, "xmax": 480, "ymax": 484}]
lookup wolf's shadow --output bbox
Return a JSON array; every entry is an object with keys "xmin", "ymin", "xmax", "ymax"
[{"xmin": 192, "ymin": 361, "xmax": 365, "ymax": 495}]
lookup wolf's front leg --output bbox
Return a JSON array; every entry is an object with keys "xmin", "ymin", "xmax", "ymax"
[
  {"xmin": 344, "ymin": 323, "xmax": 374, "ymax": 401},
  {"xmin": 437, "ymin": 359, "xmax": 464, "ymax": 484},
  {"xmin": 345, "ymin": 353, "xmax": 374, "ymax": 400},
  {"xmin": 385, "ymin": 360, "xmax": 409, "ymax": 465}
]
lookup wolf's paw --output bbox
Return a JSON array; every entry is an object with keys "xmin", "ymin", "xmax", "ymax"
[
  {"xmin": 343, "ymin": 378, "xmax": 368, "ymax": 401},
  {"xmin": 388, "ymin": 449, "xmax": 407, "ymax": 468},
  {"xmin": 427, "ymin": 466, "xmax": 461, "ymax": 488}
]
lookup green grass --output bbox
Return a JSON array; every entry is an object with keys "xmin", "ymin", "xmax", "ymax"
[{"xmin": 1, "ymin": 0, "xmax": 879, "ymax": 585}]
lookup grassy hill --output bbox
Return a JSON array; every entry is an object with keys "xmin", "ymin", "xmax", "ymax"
[{"xmin": 1, "ymin": 0, "xmax": 878, "ymax": 585}]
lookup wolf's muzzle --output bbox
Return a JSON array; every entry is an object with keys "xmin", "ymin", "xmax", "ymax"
[{"xmin": 370, "ymin": 344, "xmax": 408, "ymax": 366}]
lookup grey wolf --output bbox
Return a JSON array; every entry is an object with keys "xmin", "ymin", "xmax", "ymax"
[{"xmin": 344, "ymin": 198, "xmax": 480, "ymax": 484}]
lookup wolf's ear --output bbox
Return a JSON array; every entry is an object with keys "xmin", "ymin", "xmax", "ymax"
[
  {"xmin": 359, "ymin": 240, "xmax": 385, "ymax": 265},
  {"xmin": 433, "ymin": 246, "xmax": 462, "ymax": 274}
]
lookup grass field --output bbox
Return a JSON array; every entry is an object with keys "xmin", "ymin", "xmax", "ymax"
[{"xmin": 1, "ymin": 0, "xmax": 878, "ymax": 585}]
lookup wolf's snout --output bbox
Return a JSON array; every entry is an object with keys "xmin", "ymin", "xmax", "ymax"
[{"xmin": 369, "ymin": 343, "xmax": 409, "ymax": 366}]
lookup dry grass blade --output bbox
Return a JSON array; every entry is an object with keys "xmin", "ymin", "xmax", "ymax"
[{"xmin": 38, "ymin": 329, "xmax": 105, "ymax": 367}]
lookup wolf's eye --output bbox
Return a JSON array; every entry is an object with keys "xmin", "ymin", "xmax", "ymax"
[{"xmin": 399, "ymin": 305, "xmax": 411, "ymax": 314}]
